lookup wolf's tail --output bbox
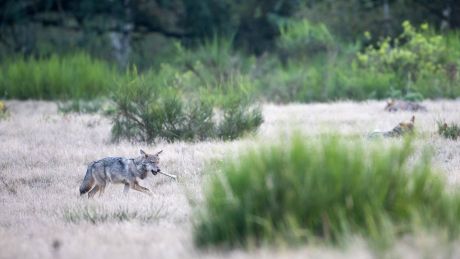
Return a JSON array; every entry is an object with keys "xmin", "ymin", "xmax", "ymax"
[{"xmin": 79, "ymin": 163, "xmax": 95, "ymax": 196}]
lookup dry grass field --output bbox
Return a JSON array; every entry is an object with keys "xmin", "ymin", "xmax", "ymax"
[{"xmin": 1, "ymin": 100, "xmax": 459, "ymax": 259}]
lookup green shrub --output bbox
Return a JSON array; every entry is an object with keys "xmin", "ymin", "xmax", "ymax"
[
  {"xmin": 437, "ymin": 121, "xmax": 460, "ymax": 140},
  {"xmin": 217, "ymin": 98, "xmax": 263, "ymax": 140},
  {"xmin": 357, "ymin": 21, "xmax": 460, "ymax": 98},
  {"xmin": 111, "ymin": 68, "xmax": 262, "ymax": 143},
  {"xmin": 358, "ymin": 22, "xmax": 444, "ymax": 78},
  {"xmin": 0, "ymin": 53, "xmax": 117, "ymax": 100},
  {"xmin": 194, "ymin": 135, "xmax": 460, "ymax": 247}
]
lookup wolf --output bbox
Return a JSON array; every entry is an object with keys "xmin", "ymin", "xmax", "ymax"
[
  {"xmin": 369, "ymin": 115, "xmax": 415, "ymax": 138},
  {"xmin": 384, "ymin": 99, "xmax": 427, "ymax": 112},
  {"xmin": 79, "ymin": 149, "xmax": 162, "ymax": 198}
]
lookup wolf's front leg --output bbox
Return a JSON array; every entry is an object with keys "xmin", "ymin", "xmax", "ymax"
[
  {"xmin": 132, "ymin": 182, "xmax": 152, "ymax": 196},
  {"xmin": 123, "ymin": 183, "xmax": 130, "ymax": 194},
  {"xmin": 98, "ymin": 184, "xmax": 106, "ymax": 197}
]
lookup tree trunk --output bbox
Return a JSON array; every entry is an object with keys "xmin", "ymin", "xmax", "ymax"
[
  {"xmin": 110, "ymin": 0, "xmax": 133, "ymax": 68},
  {"xmin": 441, "ymin": 3, "xmax": 451, "ymax": 31},
  {"xmin": 110, "ymin": 26, "xmax": 132, "ymax": 68},
  {"xmin": 383, "ymin": 0, "xmax": 391, "ymax": 35}
]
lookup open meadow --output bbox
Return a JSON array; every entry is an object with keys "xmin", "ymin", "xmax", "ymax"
[{"xmin": 1, "ymin": 100, "xmax": 459, "ymax": 259}]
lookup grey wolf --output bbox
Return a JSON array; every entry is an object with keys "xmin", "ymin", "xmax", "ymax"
[
  {"xmin": 384, "ymin": 99, "xmax": 427, "ymax": 112},
  {"xmin": 369, "ymin": 115, "xmax": 415, "ymax": 138},
  {"xmin": 79, "ymin": 149, "xmax": 162, "ymax": 198}
]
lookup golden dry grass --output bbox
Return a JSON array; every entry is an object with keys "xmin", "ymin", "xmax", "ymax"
[{"xmin": 0, "ymin": 100, "xmax": 459, "ymax": 259}]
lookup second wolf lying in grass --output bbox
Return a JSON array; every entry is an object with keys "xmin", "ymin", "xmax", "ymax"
[
  {"xmin": 369, "ymin": 115, "xmax": 415, "ymax": 138},
  {"xmin": 79, "ymin": 149, "xmax": 162, "ymax": 198},
  {"xmin": 384, "ymin": 99, "xmax": 427, "ymax": 112}
]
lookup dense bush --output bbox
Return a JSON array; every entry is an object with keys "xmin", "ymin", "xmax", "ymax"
[
  {"xmin": 357, "ymin": 21, "xmax": 460, "ymax": 98},
  {"xmin": 194, "ymin": 136, "xmax": 460, "ymax": 247},
  {"xmin": 0, "ymin": 53, "xmax": 117, "ymax": 100},
  {"xmin": 111, "ymin": 68, "xmax": 262, "ymax": 142},
  {"xmin": 257, "ymin": 20, "xmax": 460, "ymax": 103}
]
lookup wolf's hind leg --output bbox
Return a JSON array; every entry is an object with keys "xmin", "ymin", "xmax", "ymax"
[
  {"xmin": 99, "ymin": 185, "xmax": 106, "ymax": 197},
  {"xmin": 88, "ymin": 185, "xmax": 100, "ymax": 198}
]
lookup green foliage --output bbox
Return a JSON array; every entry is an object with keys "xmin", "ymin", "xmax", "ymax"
[
  {"xmin": 257, "ymin": 58, "xmax": 396, "ymax": 103},
  {"xmin": 336, "ymin": 67, "xmax": 397, "ymax": 100},
  {"xmin": 277, "ymin": 19, "xmax": 335, "ymax": 60},
  {"xmin": 437, "ymin": 121, "xmax": 460, "ymax": 140},
  {"xmin": 1, "ymin": 22, "xmax": 459, "ymax": 104},
  {"xmin": 0, "ymin": 53, "xmax": 117, "ymax": 100},
  {"xmin": 172, "ymin": 38, "xmax": 257, "ymax": 102},
  {"xmin": 194, "ymin": 136, "xmax": 460, "ymax": 247},
  {"xmin": 358, "ymin": 22, "xmax": 443, "ymax": 78},
  {"xmin": 257, "ymin": 62, "xmax": 312, "ymax": 103},
  {"xmin": 111, "ymin": 68, "xmax": 262, "ymax": 143},
  {"xmin": 357, "ymin": 21, "xmax": 460, "ymax": 98},
  {"xmin": 217, "ymin": 99, "xmax": 263, "ymax": 140}
]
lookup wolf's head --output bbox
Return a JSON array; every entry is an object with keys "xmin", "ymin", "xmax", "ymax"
[
  {"xmin": 398, "ymin": 115, "xmax": 415, "ymax": 132},
  {"xmin": 139, "ymin": 149, "xmax": 162, "ymax": 176},
  {"xmin": 384, "ymin": 99, "xmax": 396, "ymax": 111}
]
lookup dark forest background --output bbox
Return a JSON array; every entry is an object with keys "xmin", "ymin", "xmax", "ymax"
[{"xmin": 1, "ymin": 0, "xmax": 458, "ymax": 66}]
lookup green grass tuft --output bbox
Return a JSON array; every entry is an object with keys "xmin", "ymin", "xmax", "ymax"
[
  {"xmin": 0, "ymin": 53, "xmax": 117, "ymax": 100},
  {"xmin": 63, "ymin": 204, "xmax": 164, "ymax": 224},
  {"xmin": 437, "ymin": 120, "xmax": 460, "ymax": 140},
  {"xmin": 194, "ymin": 135, "xmax": 460, "ymax": 248}
]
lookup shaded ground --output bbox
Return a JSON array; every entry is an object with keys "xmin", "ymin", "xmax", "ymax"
[{"xmin": 0, "ymin": 100, "xmax": 459, "ymax": 259}]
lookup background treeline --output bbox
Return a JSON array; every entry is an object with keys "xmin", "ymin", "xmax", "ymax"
[
  {"xmin": 1, "ymin": 0, "xmax": 459, "ymax": 66},
  {"xmin": 1, "ymin": 0, "xmax": 459, "ymax": 141}
]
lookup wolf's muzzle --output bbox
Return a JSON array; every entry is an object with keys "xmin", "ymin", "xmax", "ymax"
[{"xmin": 151, "ymin": 169, "xmax": 161, "ymax": 175}]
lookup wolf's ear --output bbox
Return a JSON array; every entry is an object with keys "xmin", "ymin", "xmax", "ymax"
[
  {"xmin": 140, "ymin": 149, "xmax": 148, "ymax": 157},
  {"xmin": 155, "ymin": 150, "xmax": 163, "ymax": 156}
]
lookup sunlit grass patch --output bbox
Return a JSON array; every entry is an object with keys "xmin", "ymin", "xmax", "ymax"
[{"xmin": 194, "ymin": 135, "xmax": 460, "ymax": 248}]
